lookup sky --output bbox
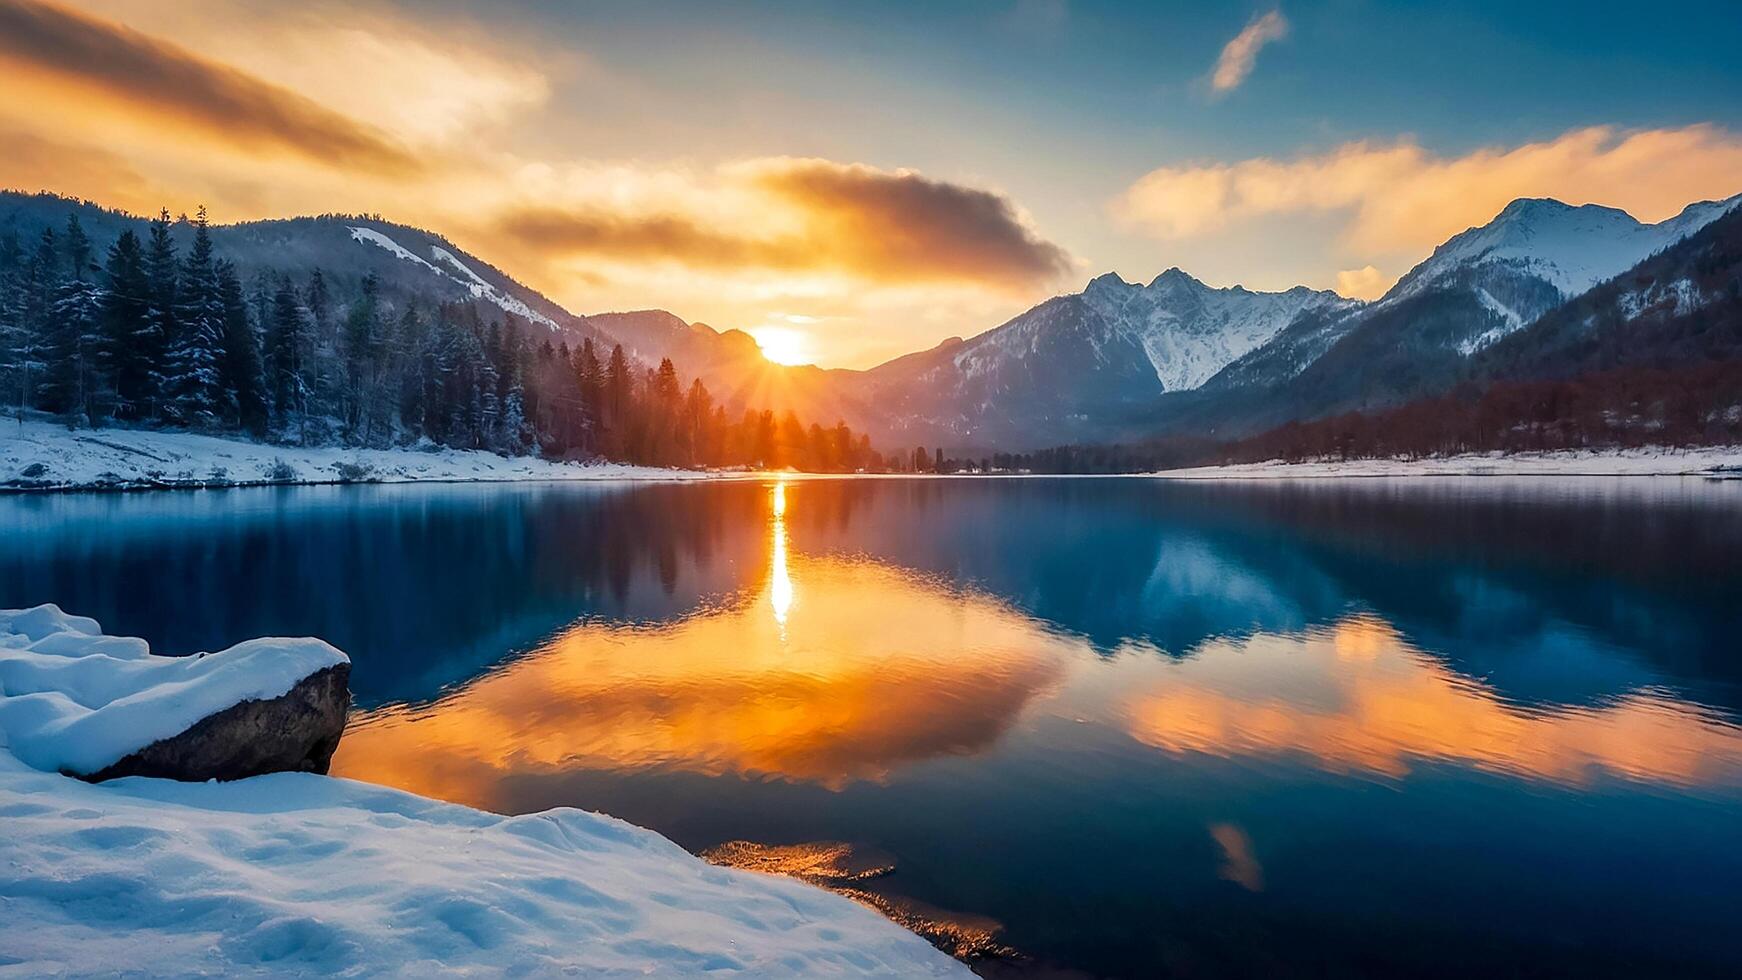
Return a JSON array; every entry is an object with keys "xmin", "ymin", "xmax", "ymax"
[{"xmin": 2, "ymin": 0, "xmax": 1740, "ymax": 369}]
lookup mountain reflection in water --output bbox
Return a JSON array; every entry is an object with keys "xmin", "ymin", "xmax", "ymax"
[
  {"xmin": 10, "ymin": 476, "xmax": 1742, "ymax": 978},
  {"xmin": 335, "ymin": 481, "xmax": 1742, "ymax": 808}
]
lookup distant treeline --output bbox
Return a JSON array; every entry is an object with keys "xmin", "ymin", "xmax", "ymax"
[
  {"xmin": 1218, "ymin": 361, "xmax": 1742, "ymax": 463},
  {"xmin": 0, "ymin": 207, "xmax": 880, "ymax": 471}
]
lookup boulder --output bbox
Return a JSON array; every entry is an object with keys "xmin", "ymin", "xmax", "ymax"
[{"xmin": 81, "ymin": 664, "xmax": 352, "ymax": 783}]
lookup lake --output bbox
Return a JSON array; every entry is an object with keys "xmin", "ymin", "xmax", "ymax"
[{"xmin": 5, "ymin": 476, "xmax": 1741, "ymax": 978}]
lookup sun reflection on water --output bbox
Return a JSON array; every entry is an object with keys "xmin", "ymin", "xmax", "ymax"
[
  {"xmin": 769, "ymin": 481, "xmax": 792, "ymax": 630},
  {"xmin": 333, "ymin": 486, "xmax": 1742, "ymax": 813}
]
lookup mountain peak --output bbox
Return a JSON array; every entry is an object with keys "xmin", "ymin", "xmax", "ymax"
[
  {"xmin": 1085, "ymin": 271, "xmax": 1133, "ymax": 292},
  {"xmin": 1148, "ymin": 267, "xmax": 1203, "ymax": 290}
]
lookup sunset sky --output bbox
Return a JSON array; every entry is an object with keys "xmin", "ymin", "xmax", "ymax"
[{"xmin": 3, "ymin": 0, "xmax": 1740, "ymax": 368}]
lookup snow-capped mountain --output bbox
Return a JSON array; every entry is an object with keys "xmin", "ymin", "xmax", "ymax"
[
  {"xmin": 1386, "ymin": 195, "xmax": 1742, "ymax": 327},
  {"xmin": 1184, "ymin": 192, "xmax": 1742, "ymax": 425},
  {"xmin": 957, "ymin": 269, "xmax": 1354, "ymax": 393},
  {"xmin": 845, "ymin": 269, "xmax": 1354, "ymax": 445}
]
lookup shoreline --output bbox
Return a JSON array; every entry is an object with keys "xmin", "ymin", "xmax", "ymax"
[
  {"xmin": 0, "ymin": 606, "xmax": 971, "ymax": 978},
  {"xmin": 9, "ymin": 420, "xmax": 1742, "ymax": 493},
  {"xmin": 1147, "ymin": 445, "xmax": 1742, "ymax": 480},
  {"xmin": 0, "ymin": 417, "xmax": 739, "ymax": 493}
]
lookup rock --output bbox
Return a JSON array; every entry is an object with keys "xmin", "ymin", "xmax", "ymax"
[{"xmin": 80, "ymin": 664, "xmax": 352, "ymax": 783}]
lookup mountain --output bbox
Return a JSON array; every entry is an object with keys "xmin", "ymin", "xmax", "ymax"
[
  {"xmin": 1168, "ymin": 193, "xmax": 1742, "ymax": 434},
  {"xmin": 832, "ymin": 195, "xmax": 1737, "ymax": 450},
  {"xmin": 842, "ymin": 269, "xmax": 1352, "ymax": 447},
  {"xmin": 1477, "ymin": 202, "xmax": 1742, "ymax": 379},
  {"xmin": 1223, "ymin": 205, "xmax": 1742, "ymax": 463},
  {"xmin": 0, "ymin": 192, "xmax": 606, "ymax": 347}
]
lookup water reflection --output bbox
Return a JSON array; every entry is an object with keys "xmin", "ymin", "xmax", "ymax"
[
  {"xmin": 334, "ymin": 487, "xmax": 1070, "ymax": 803},
  {"xmin": 770, "ymin": 481, "xmax": 792, "ymax": 629},
  {"xmin": 1119, "ymin": 616, "xmax": 1742, "ymax": 788},
  {"xmin": 8, "ymin": 477, "xmax": 1742, "ymax": 977}
]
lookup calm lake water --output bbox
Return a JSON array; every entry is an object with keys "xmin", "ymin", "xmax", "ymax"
[{"xmin": 5, "ymin": 477, "xmax": 1742, "ymax": 977}]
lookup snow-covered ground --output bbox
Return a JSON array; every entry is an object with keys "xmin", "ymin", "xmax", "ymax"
[
  {"xmin": 1152, "ymin": 446, "xmax": 1742, "ymax": 479},
  {"xmin": 0, "ymin": 419, "xmax": 723, "ymax": 491},
  {"xmin": 0, "ymin": 606, "xmax": 969, "ymax": 978}
]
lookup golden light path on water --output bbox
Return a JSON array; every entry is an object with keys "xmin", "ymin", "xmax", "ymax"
[{"xmin": 333, "ymin": 482, "xmax": 1742, "ymax": 809}]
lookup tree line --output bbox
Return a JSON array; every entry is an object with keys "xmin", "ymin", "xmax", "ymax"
[
  {"xmin": 1217, "ymin": 361, "xmax": 1742, "ymax": 463},
  {"xmin": 0, "ymin": 207, "xmax": 884, "ymax": 471}
]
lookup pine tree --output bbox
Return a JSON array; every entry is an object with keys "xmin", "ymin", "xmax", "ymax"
[
  {"xmin": 101, "ymin": 230, "xmax": 152, "ymax": 419},
  {"xmin": 575, "ymin": 338, "xmax": 604, "ymax": 450},
  {"xmin": 141, "ymin": 209, "xmax": 179, "ymax": 421},
  {"xmin": 604, "ymin": 343, "xmax": 633, "ymax": 457},
  {"xmin": 42, "ymin": 216, "xmax": 105, "ymax": 424},
  {"xmin": 167, "ymin": 207, "xmax": 223, "ymax": 426},
  {"xmin": 0, "ymin": 231, "xmax": 25, "ymax": 420},
  {"xmin": 217, "ymin": 260, "xmax": 268, "ymax": 435},
  {"xmin": 266, "ymin": 278, "xmax": 309, "ymax": 440}
]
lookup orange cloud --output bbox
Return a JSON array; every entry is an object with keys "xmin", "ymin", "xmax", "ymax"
[
  {"xmin": 1126, "ymin": 617, "xmax": 1742, "ymax": 788},
  {"xmin": 1210, "ymin": 9, "xmax": 1288, "ymax": 93},
  {"xmin": 1334, "ymin": 265, "xmax": 1389, "ymax": 301},
  {"xmin": 1117, "ymin": 125, "xmax": 1742, "ymax": 254},
  {"xmin": 0, "ymin": 124, "xmax": 164, "ymax": 211},
  {"xmin": 0, "ymin": 0, "xmax": 418, "ymax": 174},
  {"xmin": 496, "ymin": 159, "xmax": 1073, "ymax": 293}
]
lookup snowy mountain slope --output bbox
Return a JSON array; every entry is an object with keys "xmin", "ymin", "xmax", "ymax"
[
  {"xmin": 1181, "ymin": 192, "xmax": 1742, "ymax": 430},
  {"xmin": 947, "ymin": 270, "xmax": 1352, "ymax": 394},
  {"xmin": 844, "ymin": 270, "xmax": 1354, "ymax": 446},
  {"xmin": 1081, "ymin": 269, "xmax": 1356, "ymax": 390},
  {"xmin": 1388, "ymin": 194, "xmax": 1742, "ymax": 307},
  {"xmin": 347, "ymin": 225, "xmax": 562, "ymax": 331},
  {"xmin": 1200, "ymin": 303, "xmax": 1370, "ymax": 391},
  {"xmin": 1475, "ymin": 202, "xmax": 1742, "ymax": 380}
]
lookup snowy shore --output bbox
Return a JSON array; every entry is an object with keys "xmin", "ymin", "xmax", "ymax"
[
  {"xmin": 1151, "ymin": 445, "xmax": 1742, "ymax": 479},
  {"xmin": 0, "ymin": 606, "xmax": 970, "ymax": 977},
  {"xmin": 0, "ymin": 419, "xmax": 725, "ymax": 491}
]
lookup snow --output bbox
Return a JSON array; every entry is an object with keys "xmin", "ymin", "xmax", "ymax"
[
  {"xmin": 1, "ymin": 418, "xmax": 724, "ymax": 491},
  {"xmin": 1618, "ymin": 276, "xmax": 1707, "ymax": 320},
  {"xmin": 0, "ymin": 610, "xmax": 969, "ymax": 978},
  {"xmin": 950, "ymin": 269, "xmax": 1354, "ymax": 392},
  {"xmin": 0, "ymin": 605, "xmax": 347, "ymax": 776},
  {"xmin": 429, "ymin": 245, "xmax": 491, "ymax": 289},
  {"xmin": 1391, "ymin": 194, "xmax": 1742, "ymax": 303},
  {"xmin": 1079, "ymin": 269, "xmax": 1353, "ymax": 391},
  {"xmin": 1152, "ymin": 445, "xmax": 1742, "ymax": 480},
  {"xmin": 346, "ymin": 226, "xmax": 440, "ymax": 274},
  {"xmin": 348, "ymin": 226, "xmax": 561, "ymax": 331}
]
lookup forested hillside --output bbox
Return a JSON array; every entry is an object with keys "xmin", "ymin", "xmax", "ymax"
[
  {"xmin": 0, "ymin": 199, "xmax": 880, "ymax": 472},
  {"xmin": 1214, "ymin": 208, "xmax": 1742, "ymax": 463}
]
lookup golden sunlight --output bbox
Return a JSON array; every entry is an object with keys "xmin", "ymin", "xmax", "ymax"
[
  {"xmin": 1123, "ymin": 616, "xmax": 1742, "ymax": 788},
  {"xmin": 332, "ymin": 489, "xmax": 1071, "ymax": 805},
  {"xmin": 749, "ymin": 325, "xmax": 814, "ymax": 366},
  {"xmin": 769, "ymin": 481, "xmax": 793, "ymax": 628}
]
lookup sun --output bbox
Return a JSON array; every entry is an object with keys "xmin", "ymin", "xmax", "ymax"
[{"xmin": 749, "ymin": 326, "xmax": 813, "ymax": 366}]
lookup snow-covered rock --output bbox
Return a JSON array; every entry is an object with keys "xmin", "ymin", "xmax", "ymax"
[
  {"xmin": 0, "ymin": 610, "xmax": 970, "ymax": 977},
  {"xmin": 0, "ymin": 605, "xmax": 348, "ymax": 779}
]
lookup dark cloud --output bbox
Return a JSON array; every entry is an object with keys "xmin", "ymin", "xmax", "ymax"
[
  {"xmin": 0, "ymin": 0, "xmax": 419, "ymax": 174},
  {"xmin": 496, "ymin": 159, "xmax": 1073, "ymax": 291}
]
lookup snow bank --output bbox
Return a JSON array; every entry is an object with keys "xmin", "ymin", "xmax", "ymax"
[
  {"xmin": 0, "ymin": 605, "xmax": 347, "ymax": 776},
  {"xmin": 0, "ymin": 418, "xmax": 723, "ymax": 491},
  {"xmin": 0, "ymin": 610, "xmax": 969, "ymax": 977},
  {"xmin": 1153, "ymin": 446, "xmax": 1742, "ymax": 480}
]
